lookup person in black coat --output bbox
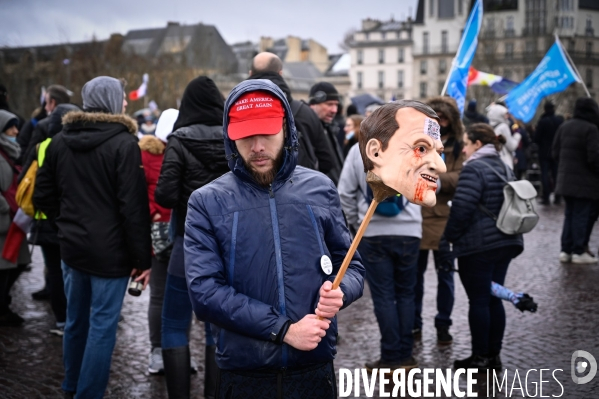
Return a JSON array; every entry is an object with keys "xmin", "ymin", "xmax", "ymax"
[
  {"xmin": 33, "ymin": 76, "xmax": 151, "ymax": 398},
  {"xmin": 444, "ymin": 123, "xmax": 523, "ymax": 371},
  {"xmin": 154, "ymin": 76, "xmax": 226, "ymax": 399},
  {"xmin": 535, "ymin": 101, "xmax": 564, "ymax": 204},
  {"xmin": 552, "ymin": 97, "xmax": 599, "ymax": 264}
]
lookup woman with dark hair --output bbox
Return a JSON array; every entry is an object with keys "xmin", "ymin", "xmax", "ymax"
[
  {"xmin": 155, "ymin": 76, "xmax": 229, "ymax": 399},
  {"xmin": 444, "ymin": 123, "xmax": 523, "ymax": 370},
  {"xmin": 342, "ymin": 114, "xmax": 363, "ymax": 157}
]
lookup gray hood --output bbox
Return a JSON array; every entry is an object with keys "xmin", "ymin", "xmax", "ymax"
[
  {"xmin": 0, "ymin": 110, "xmax": 18, "ymax": 133},
  {"xmin": 81, "ymin": 76, "xmax": 124, "ymax": 115}
]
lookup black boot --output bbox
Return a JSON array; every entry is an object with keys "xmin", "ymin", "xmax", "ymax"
[
  {"xmin": 204, "ymin": 345, "xmax": 217, "ymax": 399},
  {"xmin": 162, "ymin": 346, "xmax": 191, "ymax": 399},
  {"xmin": 453, "ymin": 354, "xmax": 491, "ymax": 369}
]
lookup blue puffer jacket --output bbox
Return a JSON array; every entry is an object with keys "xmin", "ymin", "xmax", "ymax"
[
  {"xmin": 184, "ymin": 80, "xmax": 364, "ymax": 371},
  {"xmin": 444, "ymin": 154, "xmax": 523, "ymax": 258}
]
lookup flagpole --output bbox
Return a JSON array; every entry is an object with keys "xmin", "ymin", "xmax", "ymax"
[{"xmin": 555, "ymin": 34, "xmax": 591, "ymax": 97}]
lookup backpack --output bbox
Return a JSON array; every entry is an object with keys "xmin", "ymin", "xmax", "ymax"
[
  {"xmin": 0, "ymin": 149, "xmax": 21, "ymax": 218},
  {"xmin": 364, "ymin": 184, "xmax": 406, "ymax": 217},
  {"xmin": 477, "ymin": 158, "xmax": 539, "ymax": 235},
  {"xmin": 16, "ymin": 139, "xmax": 52, "ymax": 218}
]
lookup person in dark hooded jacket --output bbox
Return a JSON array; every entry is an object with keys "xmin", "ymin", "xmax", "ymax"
[
  {"xmin": 552, "ymin": 97, "xmax": 599, "ymax": 264},
  {"xmin": 154, "ymin": 76, "xmax": 228, "ymax": 399},
  {"xmin": 33, "ymin": 76, "xmax": 151, "ymax": 399},
  {"xmin": 184, "ymin": 80, "xmax": 364, "ymax": 398}
]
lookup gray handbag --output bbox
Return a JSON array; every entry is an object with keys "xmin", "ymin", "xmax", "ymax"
[{"xmin": 478, "ymin": 159, "xmax": 539, "ymax": 235}]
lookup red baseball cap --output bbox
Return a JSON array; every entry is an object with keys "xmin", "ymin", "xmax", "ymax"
[{"xmin": 227, "ymin": 91, "xmax": 285, "ymax": 140}]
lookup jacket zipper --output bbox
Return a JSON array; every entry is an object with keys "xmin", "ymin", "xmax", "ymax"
[{"xmin": 268, "ymin": 184, "xmax": 288, "ymax": 366}]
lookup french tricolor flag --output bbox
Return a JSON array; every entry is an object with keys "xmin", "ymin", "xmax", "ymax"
[
  {"xmin": 467, "ymin": 67, "xmax": 519, "ymax": 95},
  {"xmin": 129, "ymin": 73, "xmax": 149, "ymax": 101}
]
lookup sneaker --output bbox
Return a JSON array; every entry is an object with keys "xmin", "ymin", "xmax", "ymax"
[
  {"xmin": 32, "ymin": 287, "xmax": 51, "ymax": 301},
  {"xmin": 148, "ymin": 347, "xmax": 164, "ymax": 375},
  {"xmin": 558, "ymin": 252, "xmax": 571, "ymax": 263},
  {"xmin": 572, "ymin": 253, "xmax": 598, "ymax": 264},
  {"xmin": 515, "ymin": 294, "xmax": 538, "ymax": 313},
  {"xmin": 50, "ymin": 325, "xmax": 65, "ymax": 336},
  {"xmin": 436, "ymin": 326, "xmax": 453, "ymax": 345}
]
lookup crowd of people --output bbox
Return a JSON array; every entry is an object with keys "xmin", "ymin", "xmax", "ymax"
[{"xmin": 0, "ymin": 49, "xmax": 597, "ymax": 398}]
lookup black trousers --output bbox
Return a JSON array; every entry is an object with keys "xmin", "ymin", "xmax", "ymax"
[{"xmin": 216, "ymin": 362, "xmax": 336, "ymax": 399}]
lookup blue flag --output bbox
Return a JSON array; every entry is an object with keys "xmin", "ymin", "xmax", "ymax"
[
  {"xmin": 445, "ymin": 0, "xmax": 483, "ymax": 114},
  {"xmin": 505, "ymin": 41, "xmax": 579, "ymax": 123}
]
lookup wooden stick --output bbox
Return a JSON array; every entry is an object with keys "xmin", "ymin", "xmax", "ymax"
[{"xmin": 331, "ymin": 198, "xmax": 379, "ymax": 290}]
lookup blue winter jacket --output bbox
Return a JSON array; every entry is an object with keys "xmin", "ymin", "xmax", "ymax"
[
  {"xmin": 444, "ymin": 154, "xmax": 523, "ymax": 258},
  {"xmin": 184, "ymin": 80, "xmax": 365, "ymax": 371}
]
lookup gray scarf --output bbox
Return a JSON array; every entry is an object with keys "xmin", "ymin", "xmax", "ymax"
[
  {"xmin": 0, "ymin": 133, "xmax": 21, "ymax": 161},
  {"xmin": 463, "ymin": 143, "xmax": 499, "ymax": 165}
]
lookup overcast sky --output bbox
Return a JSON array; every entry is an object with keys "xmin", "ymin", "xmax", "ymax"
[{"xmin": 2, "ymin": 0, "xmax": 419, "ymax": 53}]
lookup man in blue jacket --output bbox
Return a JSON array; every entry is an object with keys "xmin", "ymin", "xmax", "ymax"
[{"xmin": 184, "ymin": 80, "xmax": 364, "ymax": 398}]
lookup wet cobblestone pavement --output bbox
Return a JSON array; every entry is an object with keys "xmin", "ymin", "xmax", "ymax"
[{"xmin": 1, "ymin": 202, "xmax": 598, "ymax": 398}]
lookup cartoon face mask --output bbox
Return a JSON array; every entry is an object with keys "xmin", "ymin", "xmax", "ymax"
[{"xmin": 364, "ymin": 107, "xmax": 447, "ymax": 207}]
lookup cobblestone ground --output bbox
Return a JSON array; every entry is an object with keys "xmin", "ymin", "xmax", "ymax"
[{"xmin": 1, "ymin": 202, "xmax": 598, "ymax": 398}]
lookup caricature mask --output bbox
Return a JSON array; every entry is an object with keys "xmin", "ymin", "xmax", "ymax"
[{"xmin": 359, "ymin": 101, "xmax": 447, "ymax": 207}]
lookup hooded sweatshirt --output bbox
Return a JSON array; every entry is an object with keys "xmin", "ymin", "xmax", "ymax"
[{"xmin": 487, "ymin": 104, "xmax": 521, "ymax": 169}]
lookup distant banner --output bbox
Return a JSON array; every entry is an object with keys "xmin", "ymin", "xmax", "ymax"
[
  {"xmin": 445, "ymin": 0, "xmax": 483, "ymax": 114},
  {"xmin": 505, "ymin": 42, "xmax": 579, "ymax": 122},
  {"xmin": 467, "ymin": 67, "xmax": 519, "ymax": 95},
  {"xmin": 129, "ymin": 73, "xmax": 149, "ymax": 101}
]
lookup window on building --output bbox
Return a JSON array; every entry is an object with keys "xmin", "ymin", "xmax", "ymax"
[
  {"xmin": 357, "ymin": 72, "xmax": 363, "ymax": 89},
  {"xmin": 504, "ymin": 69, "xmax": 513, "ymax": 79},
  {"xmin": 398, "ymin": 70, "xmax": 404, "ymax": 88},
  {"xmin": 526, "ymin": 40, "xmax": 536, "ymax": 53},
  {"xmin": 441, "ymin": 31, "xmax": 448, "ymax": 53},
  {"xmin": 525, "ymin": 0, "xmax": 547, "ymax": 35},
  {"xmin": 586, "ymin": 68, "xmax": 593, "ymax": 89},
  {"xmin": 429, "ymin": 0, "xmax": 434, "ymax": 17},
  {"xmin": 378, "ymin": 71, "xmax": 385, "ymax": 89},
  {"xmin": 439, "ymin": 59, "xmax": 447, "ymax": 74},
  {"xmin": 398, "ymin": 47, "xmax": 404, "ymax": 63},
  {"xmin": 568, "ymin": 39, "xmax": 576, "ymax": 51},
  {"xmin": 587, "ymin": 41, "xmax": 593, "ymax": 57},
  {"xmin": 458, "ymin": 0, "xmax": 463, "ymax": 15},
  {"xmin": 421, "ymin": 60, "xmax": 428, "ymax": 75},
  {"xmin": 365, "ymin": 32, "xmax": 369, "ymax": 40},
  {"xmin": 438, "ymin": 81, "xmax": 445, "ymax": 95},
  {"xmin": 382, "ymin": 32, "xmax": 386, "ymax": 40},
  {"xmin": 586, "ymin": 16, "xmax": 594, "ymax": 36},
  {"xmin": 438, "ymin": 0, "xmax": 455, "ymax": 19},
  {"xmin": 420, "ymin": 82, "xmax": 427, "ymax": 98},
  {"xmin": 378, "ymin": 49, "xmax": 385, "ymax": 64},
  {"xmin": 505, "ymin": 42, "xmax": 514, "ymax": 59},
  {"xmin": 506, "ymin": 16, "xmax": 514, "ymax": 36},
  {"xmin": 423, "ymin": 32, "xmax": 429, "ymax": 54},
  {"xmin": 357, "ymin": 50, "xmax": 363, "ymax": 65}
]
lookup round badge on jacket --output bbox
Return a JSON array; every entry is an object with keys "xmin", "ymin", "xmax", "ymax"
[{"xmin": 320, "ymin": 255, "xmax": 333, "ymax": 275}]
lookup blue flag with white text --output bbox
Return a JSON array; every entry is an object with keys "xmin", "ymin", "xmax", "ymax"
[
  {"xmin": 505, "ymin": 41, "xmax": 579, "ymax": 123},
  {"xmin": 445, "ymin": 0, "xmax": 483, "ymax": 114}
]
